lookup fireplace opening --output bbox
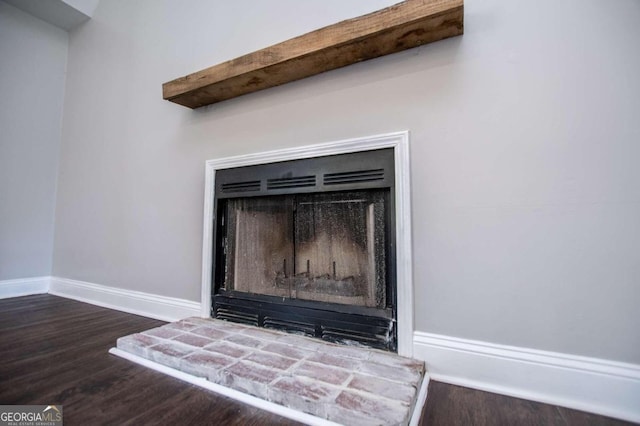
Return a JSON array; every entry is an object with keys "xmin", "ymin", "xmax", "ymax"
[
  {"xmin": 211, "ymin": 149, "xmax": 397, "ymax": 351},
  {"xmin": 224, "ymin": 190, "xmax": 387, "ymax": 307}
]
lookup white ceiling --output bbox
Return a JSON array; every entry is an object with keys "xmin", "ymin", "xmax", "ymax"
[{"xmin": 2, "ymin": 0, "xmax": 99, "ymax": 31}]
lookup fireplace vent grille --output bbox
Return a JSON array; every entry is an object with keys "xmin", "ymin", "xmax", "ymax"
[
  {"xmin": 266, "ymin": 175, "xmax": 316, "ymax": 189},
  {"xmin": 215, "ymin": 307, "xmax": 259, "ymax": 326},
  {"xmin": 321, "ymin": 325, "xmax": 391, "ymax": 346},
  {"xmin": 221, "ymin": 180, "xmax": 261, "ymax": 193},
  {"xmin": 323, "ymin": 169, "xmax": 385, "ymax": 185},
  {"xmin": 213, "ymin": 293, "xmax": 395, "ymax": 350},
  {"xmin": 264, "ymin": 317, "xmax": 316, "ymax": 336}
]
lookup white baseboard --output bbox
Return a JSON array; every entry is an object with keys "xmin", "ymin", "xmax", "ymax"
[
  {"xmin": 8, "ymin": 276, "xmax": 639, "ymax": 422},
  {"xmin": 0, "ymin": 276, "xmax": 50, "ymax": 299},
  {"xmin": 49, "ymin": 277, "xmax": 201, "ymax": 322},
  {"xmin": 413, "ymin": 331, "xmax": 640, "ymax": 423}
]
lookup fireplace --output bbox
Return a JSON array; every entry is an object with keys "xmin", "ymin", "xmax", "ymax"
[{"xmin": 210, "ymin": 149, "xmax": 397, "ymax": 350}]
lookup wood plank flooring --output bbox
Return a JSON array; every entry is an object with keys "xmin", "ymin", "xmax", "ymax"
[
  {"xmin": 423, "ymin": 381, "xmax": 633, "ymax": 426},
  {"xmin": 0, "ymin": 294, "xmax": 300, "ymax": 425},
  {"xmin": 0, "ymin": 294, "xmax": 634, "ymax": 425}
]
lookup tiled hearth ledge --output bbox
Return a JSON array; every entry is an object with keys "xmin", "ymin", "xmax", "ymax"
[{"xmin": 111, "ymin": 317, "xmax": 427, "ymax": 425}]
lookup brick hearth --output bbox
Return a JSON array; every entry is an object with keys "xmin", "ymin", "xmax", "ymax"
[{"xmin": 116, "ymin": 317, "xmax": 425, "ymax": 425}]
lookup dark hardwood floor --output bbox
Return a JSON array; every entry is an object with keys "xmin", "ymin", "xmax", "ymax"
[
  {"xmin": 0, "ymin": 294, "xmax": 634, "ymax": 425},
  {"xmin": 423, "ymin": 381, "xmax": 634, "ymax": 426},
  {"xmin": 0, "ymin": 294, "xmax": 300, "ymax": 425}
]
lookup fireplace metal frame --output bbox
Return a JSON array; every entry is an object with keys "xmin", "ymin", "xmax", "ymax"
[
  {"xmin": 210, "ymin": 149, "xmax": 398, "ymax": 350},
  {"xmin": 200, "ymin": 132, "xmax": 414, "ymax": 356}
]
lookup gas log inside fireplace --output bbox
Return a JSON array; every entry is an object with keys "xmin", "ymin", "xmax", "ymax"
[{"xmin": 211, "ymin": 149, "xmax": 397, "ymax": 350}]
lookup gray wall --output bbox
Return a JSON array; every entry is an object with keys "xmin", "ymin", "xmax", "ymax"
[
  {"xmin": 0, "ymin": 2, "xmax": 68, "ymax": 280},
  {"xmin": 53, "ymin": 0, "xmax": 640, "ymax": 364}
]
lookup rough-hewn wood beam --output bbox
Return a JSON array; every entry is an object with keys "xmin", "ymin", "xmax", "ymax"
[{"xmin": 163, "ymin": 0, "xmax": 464, "ymax": 109}]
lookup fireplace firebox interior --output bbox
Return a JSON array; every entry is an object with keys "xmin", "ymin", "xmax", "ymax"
[{"xmin": 211, "ymin": 149, "xmax": 397, "ymax": 350}]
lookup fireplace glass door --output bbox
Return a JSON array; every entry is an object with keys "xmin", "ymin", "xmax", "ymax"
[{"xmin": 223, "ymin": 190, "xmax": 387, "ymax": 309}]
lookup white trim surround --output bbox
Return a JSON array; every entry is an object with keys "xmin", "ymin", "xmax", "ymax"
[
  {"xmin": 413, "ymin": 331, "xmax": 640, "ymax": 423},
  {"xmin": 49, "ymin": 277, "xmax": 200, "ymax": 322},
  {"xmin": 201, "ymin": 131, "xmax": 415, "ymax": 357},
  {"xmin": 0, "ymin": 276, "xmax": 49, "ymax": 299}
]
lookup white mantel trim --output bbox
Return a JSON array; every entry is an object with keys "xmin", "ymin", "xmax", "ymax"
[{"xmin": 201, "ymin": 131, "xmax": 414, "ymax": 356}]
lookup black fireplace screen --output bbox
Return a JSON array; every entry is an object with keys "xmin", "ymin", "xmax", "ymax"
[
  {"xmin": 223, "ymin": 190, "xmax": 387, "ymax": 309},
  {"xmin": 211, "ymin": 148, "xmax": 397, "ymax": 350}
]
